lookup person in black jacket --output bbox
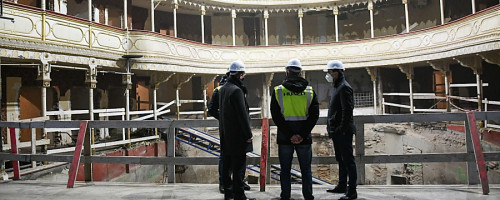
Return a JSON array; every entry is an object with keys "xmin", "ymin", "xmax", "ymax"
[
  {"xmin": 219, "ymin": 60, "xmax": 255, "ymax": 200},
  {"xmin": 324, "ymin": 60, "xmax": 357, "ymax": 200},
  {"xmin": 270, "ymin": 59, "xmax": 319, "ymax": 200},
  {"xmin": 208, "ymin": 74, "xmax": 251, "ymax": 194}
]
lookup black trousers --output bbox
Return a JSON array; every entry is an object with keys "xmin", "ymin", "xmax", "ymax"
[
  {"xmin": 222, "ymin": 153, "xmax": 247, "ymax": 200},
  {"xmin": 332, "ymin": 133, "xmax": 357, "ymax": 189}
]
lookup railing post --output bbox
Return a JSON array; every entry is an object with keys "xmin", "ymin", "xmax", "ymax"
[
  {"xmin": 9, "ymin": 127, "xmax": 20, "ymax": 180},
  {"xmin": 67, "ymin": 121, "xmax": 88, "ymax": 188},
  {"xmin": 167, "ymin": 125, "xmax": 176, "ymax": 183},
  {"xmin": 259, "ymin": 118, "xmax": 269, "ymax": 191},
  {"xmin": 83, "ymin": 121, "xmax": 92, "ymax": 182},
  {"xmin": 466, "ymin": 112, "xmax": 489, "ymax": 195},
  {"xmin": 355, "ymin": 123, "xmax": 365, "ymax": 185},
  {"xmin": 464, "ymin": 113, "xmax": 480, "ymax": 185}
]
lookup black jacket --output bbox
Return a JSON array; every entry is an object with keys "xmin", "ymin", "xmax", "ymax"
[
  {"xmin": 208, "ymin": 86, "xmax": 221, "ymax": 120},
  {"xmin": 219, "ymin": 76, "xmax": 253, "ymax": 155},
  {"xmin": 327, "ymin": 73, "xmax": 356, "ymax": 137},
  {"xmin": 270, "ymin": 75, "xmax": 319, "ymax": 145}
]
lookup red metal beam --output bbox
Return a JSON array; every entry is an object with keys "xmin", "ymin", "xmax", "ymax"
[
  {"xmin": 259, "ymin": 118, "xmax": 269, "ymax": 192},
  {"xmin": 466, "ymin": 112, "xmax": 489, "ymax": 195},
  {"xmin": 67, "ymin": 121, "xmax": 88, "ymax": 188},
  {"xmin": 9, "ymin": 127, "xmax": 20, "ymax": 180}
]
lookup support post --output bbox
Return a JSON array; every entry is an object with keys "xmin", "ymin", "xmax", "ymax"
[
  {"xmin": 174, "ymin": 74, "xmax": 195, "ymax": 120},
  {"xmin": 366, "ymin": 67, "xmax": 378, "ymax": 114},
  {"xmin": 298, "ymin": 9, "xmax": 303, "ymax": 44},
  {"xmin": 260, "ymin": 73, "xmax": 273, "ymax": 190},
  {"xmin": 150, "ymin": 0, "xmax": 155, "ymax": 32},
  {"xmin": 455, "ymin": 56, "xmax": 483, "ymax": 113},
  {"xmin": 398, "ymin": 65, "xmax": 414, "ymax": 113},
  {"xmin": 264, "ymin": 10, "xmax": 269, "ymax": 46},
  {"xmin": 355, "ymin": 123, "xmax": 365, "ymax": 185},
  {"xmin": 231, "ymin": 9, "xmax": 236, "ymax": 46},
  {"xmin": 201, "ymin": 5, "xmax": 205, "ymax": 43},
  {"xmin": 472, "ymin": 0, "xmax": 476, "ymax": 14},
  {"xmin": 440, "ymin": 0, "xmax": 445, "ymax": 24},
  {"xmin": 259, "ymin": 118, "xmax": 269, "ymax": 191},
  {"xmin": 167, "ymin": 125, "xmax": 175, "ymax": 183},
  {"xmin": 368, "ymin": 0, "xmax": 374, "ymax": 38},
  {"xmin": 173, "ymin": 0, "xmax": 178, "ymax": 37},
  {"xmin": 466, "ymin": 112, "xmax": 489, "ymax": 194},
  {"xmin": 9, "ymin": 128, "xmax": 19, "ymax": 180},
  {"xmin": 86, "ymin": 59, "xmax": 97, "ymax": 149},
  {"xmin": 88, "ymin": 0, "xmax": 92, "ymax": 21},
  {"xmin": 67, "ymin": 121, "xmax": 89, "ymax": 188},
  {"xmin": 123, "ymin": 0, "xmax": 128, "ymax": 29},
  {"xmin": 403, "ymin": 0, "xmax": 409, "ymax": 33},
  {"xmin": 31, "ymin": 128, "xmax": 36, "ymax": 168},
  {"xmin": 334, "ymin": 6, "xmax": 339, "ymax": 42},
  {"xmin": 39, "ymin": 53, "xmax": 52, "ymax": 154},
  {"xmin": 429, "ymin": 61, "xmax": 451, "ymax": 112}
]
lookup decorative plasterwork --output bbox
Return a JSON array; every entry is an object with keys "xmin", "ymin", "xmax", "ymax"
[
  {"xmin": 454, "ymin": 56, "xmax": 483, "ymax": 75},
  {"xmin": 1, "ymin": 4, "xmax": 500, "ymax": 75},
  {"xmin": 179, "ymin": 0, "xmax": 386, "ymax": 13},
  {"xmin": 478, "ymin": 51, "xmax": 500, "ymax": 67}
]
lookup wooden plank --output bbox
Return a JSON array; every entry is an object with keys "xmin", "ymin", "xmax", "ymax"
[
  {"xmin": 67, "ymin": 121, "xmax": 88, "ymax": 188},
  {"xmin": 2, "ymin": 139, "xmax": 50, "ymax": 150},
  {"xmin": 9, "ymin": 128, "xmax": 20, "ymax": 180},
  {"xmin": 259, "ymin": 118, "xmax": 269, "ymax": 192},
  {"xmin": 466, "ymin": 112, "xmax": 489, "ymax": 195}
]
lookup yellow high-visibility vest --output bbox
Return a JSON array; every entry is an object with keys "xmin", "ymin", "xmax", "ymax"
[
  {"xmin": 274, "ymin": 85, "xmax": 314, "ymax": 121},
  {"xmin": 213, "ymin": 85, "xmax": 222, "ymax": 92}
]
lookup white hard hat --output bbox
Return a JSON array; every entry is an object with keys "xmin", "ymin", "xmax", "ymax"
[
  {"xmin": 228, "ymin": 60, "xmax": 245, "ymax": 74},
  {"xmin": 286, "ymin": 58, "xmax": 302, "ymax": 72},
  {"xmin": 324, "ymin": 60, "xmax": 345, "ymax": 72}
]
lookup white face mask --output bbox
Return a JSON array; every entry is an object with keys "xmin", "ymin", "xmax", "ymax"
[{"xmin": 325, "ymin": 73, "xmax": 334, "ymax": 83}]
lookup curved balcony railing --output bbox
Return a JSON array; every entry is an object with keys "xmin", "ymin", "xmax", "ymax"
[{"xmin": 0, "ymin": 3, "xmax": 499, "ymax": 74}]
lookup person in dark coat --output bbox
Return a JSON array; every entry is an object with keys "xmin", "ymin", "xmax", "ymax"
[
  {"xmin": 208, "ymin": 74, "xmax": 251, "ymax": 194},
  {"xmin": 270, "ymin": 59, "xmax": 319, "ymax": 200},
  {"xmin": 324, "ymin": 60, "xmax": 357, "ymax": 200},
  {"xmin": 219, "ymin": 60, "xmax": 255, "ymax": 200}
]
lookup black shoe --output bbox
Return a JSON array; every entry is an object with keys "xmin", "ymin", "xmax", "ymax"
[
  {"xmin": 219, "ymin": 184, "xmax": 225, "ymax": 194},
  {"xmin": 339, "ymin": 188, "xmax": 357, "ymax": 200},
  {"xmin": 224, "ymin": 193, "xmax": 234, "ymax": 200},
  {"xmin": 326, "ymin": 185, "xmax": 347, "ymax": 193},
  {"xmin": 243, "ymin": 182, "xmax": 251, "ymax": 191}
]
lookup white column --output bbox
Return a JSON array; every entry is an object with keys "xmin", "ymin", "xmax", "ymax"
[
  {"xmin": 203, "ymin": 88, "xmax": 207, "ymax": 119},
  {"xmin": 264, "ymin": 10, "xmax": 269, "ymax": 46},
  {"xmin": 369, "ymin": 0, "xmax": 374, "ymax": 38},
  {"xmin": 173, "ymin": 0, "xmax": 178, "ymax": 37},
  {"xmin": 201, "ymin": 5, "xmax": 206, "ymax": 43},
  {"xmin": 444, "ymin": 72, "xmax": 450, "ymax": 112},
  {"xmin": 404, "ymin": 0, "xmax": 409, "ymax": 33},
  {"xmin": 123, "ymin": 0, "xmax": 128, "ymax": 29},
  {"xmin": 153, "ymin": 88, "xmax": 158, "ymax": 120},
  {"xmin": 41, "ymin": 0, "xmax": 46, "ymax": 10},
  {"xmin": 472, "ymin": 0, "xmax": 476, "ymax": 14},
  {"xmin": 373, "ymin": 80, "xmax": 377, "ymax": 114},
  {"xmin": 89, "ymin": 89, "xmax": 94, "ymax": 121},
  {"xmin": 476, "ymin": 74, "xmax": 482, "ymax": 110},
  {"xmin": 104, "ymin": 8, "xmax": 109, "ymax": 25},
  {"xmin": 409, "ymin": 78, "xmax": 414, "ymax": 114},
  {"xmin": 334, "ymin": 6, "xmax": 339, "ymax": 42},
  {"xmin": 440, "ymin": 0, "xmax": 445, "ymax": 24},
  {"xmin": 151, "ymin": 0, "xmax": 155, "ymax": 32},
  {"xmin": 176, "ymin": 89, "xmax": 180, "ymax": 119},
  {"xmin": 88, "ymin": 0, "xmax": 92, "ymax": 21},
  {"xmin": 232, "ymin": 9, "xmax": 236, "ymax": 46},
  {"xmin": 298, "ymin": 9, "xmax": 303, "ymax": 44}
]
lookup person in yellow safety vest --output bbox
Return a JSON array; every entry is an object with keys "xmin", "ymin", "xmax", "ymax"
[
  {"xmin": 270, "ymin": 58, "xmax": 319, "ymax": 200},
  {"xmin": 208, "ymin": 73, "xmax": 251, "ymax": 194}
]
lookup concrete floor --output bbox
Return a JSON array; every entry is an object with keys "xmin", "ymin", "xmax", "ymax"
[{"xmin": 0, "ymin": 181, "xmax": 499, "ymax": 200}]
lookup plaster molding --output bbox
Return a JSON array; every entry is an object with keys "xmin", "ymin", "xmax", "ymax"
[{"xmin": 1, "ymin": 3, "xmax": 500, "ymax": 75}]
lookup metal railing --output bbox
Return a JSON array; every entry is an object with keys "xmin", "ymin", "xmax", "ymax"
[{"xmin": 1, "ymin": 112, "xmax": 499, "ymax": 194}]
